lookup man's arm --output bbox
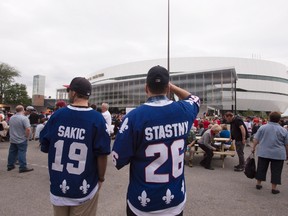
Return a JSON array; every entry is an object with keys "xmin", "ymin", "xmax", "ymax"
[
  {"xmin": 97, "ymin": 155, "xmax": 108, "ymax": 188},
  {"xmin": 169, "ymin": 83, "xmax": 190, "ymax": 100},
  {"xmin": 25, "ymin": 127, "xmax": 31, "ymax": 140},
  {"xmin": 202, "ymin": 133, "xmax": 216, "ymax": 151},
  {"xmin": 239, "ymin": 125, "xmax": 246, "ymax": 145},
  {"xmin": 252, "ymin": 138, "xmax": 259, "ymax": 153}
]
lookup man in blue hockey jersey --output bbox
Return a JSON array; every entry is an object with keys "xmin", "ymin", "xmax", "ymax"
[
  {"xmin": 112, "ymin": 66, "xmax": 200, "ymax": 216},
  {"xmin": 40, "ymin": 77, "xmax": 111, "ymax": 216}
]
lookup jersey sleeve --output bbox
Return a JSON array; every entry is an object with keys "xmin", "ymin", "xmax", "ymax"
[
  {"xmin": 187, "ymin": 94, "xmax": 200, "ymax": 108},
  {"xmin": 112, "ymin": 115, "xmax": 134, "ymax": 170},
  {"xmin": 181, "ymin": 94, "xmax": 200, "ymax": 122},
  {"xmin": 93, "ymin": 115, "xmax": 111, "ymax": 156}
]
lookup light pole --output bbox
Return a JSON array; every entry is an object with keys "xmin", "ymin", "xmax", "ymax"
[
  {"xmin": 167, "ymin": 0, "xmax": 177, "ymax": 100},
  {"xmin": 167, "ymin": 0, "xmax": 170, "ymax": 73}
]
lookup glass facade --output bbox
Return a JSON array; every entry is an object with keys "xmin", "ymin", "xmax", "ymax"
[
  {"xmin": 86, "ymin": 68, "xmax": 237, "ymax": 111},
  {"xmin": 237, "ymin": 74, "xmax": 288, "ymax": 84},
  {"xmin": 56, "ymin": 68, "xmax": 237, "ymax": 112}
]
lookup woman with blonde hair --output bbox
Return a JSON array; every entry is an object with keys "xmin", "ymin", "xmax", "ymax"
[{"xmin": 198, "ymin": 124, "xmax": 222, "ymax": 170}]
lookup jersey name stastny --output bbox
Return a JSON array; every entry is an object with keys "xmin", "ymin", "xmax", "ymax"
[{"xmin": 112, "ymin": 95, "xmax": 200, "ymax": 214}]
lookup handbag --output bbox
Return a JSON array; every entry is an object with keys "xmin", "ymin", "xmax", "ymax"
[{"xmin": 244, "ymin": 153, "xmax": 256, "ymax": 179}]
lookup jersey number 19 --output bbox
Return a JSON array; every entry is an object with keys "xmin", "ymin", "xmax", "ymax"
[{"xmin": 52, "ymin": 140, "xmax": 88, "ymax": 175}]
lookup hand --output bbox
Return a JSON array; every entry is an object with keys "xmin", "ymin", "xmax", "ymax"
[
  {"xmin": 98, "ymin": 181, "xmax": 103, "ymax": 189},
  {"xmin": 251, "ymin": 149, "xmax": 255, "ymax": 154}
]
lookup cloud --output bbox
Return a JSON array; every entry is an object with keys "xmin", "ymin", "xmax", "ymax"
[{"xmin": 1, "ymin": 0, "xmax": 288, "ymax": 97}]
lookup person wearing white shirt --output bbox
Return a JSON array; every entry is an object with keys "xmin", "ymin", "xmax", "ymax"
[
  {"xmin": 244, "ymin": 117, "xmax": 252, "ymax": 147},
  {"xmin": 101, "ymin": 103, "xmax": 113, "ymax": 135},
  {"xmin": 35, "ymin": 118, "xmax": 48, "ymax": 140}
]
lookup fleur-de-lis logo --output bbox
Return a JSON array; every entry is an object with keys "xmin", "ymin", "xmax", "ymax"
[
  {"xmin": 119, "ymin": 118, "xmax": 129, "ymax": 134},
  {"xmin": 181, "ymin": 180, "xmax": 185, "ymax": 194},
  {"xmin": 80, "ymin": 179, "xmax": 90, "ymax": 194},
  {"xmin": 138, "ymin": 190, "xmax": 150, "ymax": 207},
  {"xmin": 60, "ymin": 180, "xmax": 70, "ymax": 194},
  {"xmin": 162, "ymin": 189, "xmax": 174, "ymax": 204},
  {"xmin": 105, "ymin": 123, "xmax": 110, "ymax": 135},
  {"xmin": 111, "ymin": 151, "xmax": 119, "ymax": 166}
]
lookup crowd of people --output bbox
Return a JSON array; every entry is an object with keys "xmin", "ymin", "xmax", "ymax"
[
  {"xmin": 0, "ymin": 100, "xmax": 122, "ymax": 142},
  {"xmin": 186, "ymin": 113, "xmax": 288, "ymax": 166},
  {"xmin": 0, "ymin": 66, "xmax": 288, "ymax": 215},
  {"xmin": 185, "ymin": 111, "xmax": 288, "ymax": 196}
]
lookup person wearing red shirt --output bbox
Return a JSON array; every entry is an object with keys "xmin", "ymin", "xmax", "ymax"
[{"xmin": 203, "ymin": 118, "xmax": 210, "ymax": 129}]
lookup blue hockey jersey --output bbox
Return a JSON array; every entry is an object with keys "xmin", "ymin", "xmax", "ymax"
[
  {"xmin": 40, "ymin": 105, "xmax": 111, "ymax": 205},
  {"xmin": 112, "ymin": 95, "xmax": 200, "ymax": 214}
]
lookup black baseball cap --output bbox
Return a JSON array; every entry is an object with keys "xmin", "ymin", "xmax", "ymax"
[
  {"xmin": 146, "ymin": 65, "xmax": 169, "ymax": 87},
  {"xmin": 65, "ymin": 77, "xmax": 92, "ymax": 96}
]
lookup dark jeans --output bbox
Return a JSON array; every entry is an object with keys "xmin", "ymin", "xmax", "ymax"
[
  {"xmin": 7, "ymin": 140, "xmax": 28, "ymax": 170},
  {"xmin": 235, "ymin": 141, "xmax": 245, "ymax": 167},
  {"xmin": 198, "ymin": 144, "xmax": 214, "ymax": 168},
  {"xmin": 126, "ymin": 204, "xmax": 183, "ymax": 216},
  {"xmin": 256, "ymin": 157, "xmax": 284, "ymax": 185}
]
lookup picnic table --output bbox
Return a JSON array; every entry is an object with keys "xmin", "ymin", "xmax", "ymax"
[
  {"xmin": 213, "ymin": 137, "xmax": 236, "ymax": 168},
  {"xmin": 191, "ymin": 136, "xmax": 235, "ymax": 168}
]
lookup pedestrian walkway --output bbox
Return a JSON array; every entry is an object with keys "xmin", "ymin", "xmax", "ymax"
[{"xmin": 0, "ymin": 140, "xmax": 288, "ymax": 216}]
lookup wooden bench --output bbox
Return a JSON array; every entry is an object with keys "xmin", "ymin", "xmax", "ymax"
[
  {"xmin": 213, "ymin": 150, "xmax": 235, "ymax": 168},
  {"xmin": 193, "ymin": 144, "xmax": 205, "ymax": 154},
  {"xmin": 212, "ymin": 138, "xmax": 236, "ymax": 168},
  {"xmin": 190, "ymin": 142, "xmax": 236, "ymax": 168}
]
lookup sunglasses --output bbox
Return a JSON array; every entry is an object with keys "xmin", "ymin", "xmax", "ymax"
[{"xmin": 66, "ymin": 88, "xmax": 70, "ymax": 93}]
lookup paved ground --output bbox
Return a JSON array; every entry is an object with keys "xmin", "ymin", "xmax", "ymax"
[{"xmin": 0, "ymin": 140, "xmax": 287, "ymax": 216}]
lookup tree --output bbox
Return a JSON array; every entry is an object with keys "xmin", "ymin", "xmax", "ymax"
[
  {"xmin": 4, "ymin": 83, "xmax": 31, "ymax": 106},
  {"xmin": 0, "ymin": 63, "xmax": 21, "ymax": 104}
]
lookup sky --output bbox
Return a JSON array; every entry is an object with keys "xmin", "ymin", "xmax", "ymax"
[{"xmin": 1, "ymin": 0, "xmax": 288, "ymax": 98}]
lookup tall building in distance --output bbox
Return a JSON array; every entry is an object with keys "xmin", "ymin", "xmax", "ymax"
[{"xmin": 32, "ymin": 75, "xmax": 45, "ymax": 107}]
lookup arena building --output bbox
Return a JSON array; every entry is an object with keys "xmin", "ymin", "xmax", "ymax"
[{"xmin": 56, "ymin": 57, "xmax": 288, "ymax": 114}]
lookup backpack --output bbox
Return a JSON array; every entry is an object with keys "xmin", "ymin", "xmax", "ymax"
[{"xmin": 244, "ymin": 153, "xmax": 256, "ymax": 179}]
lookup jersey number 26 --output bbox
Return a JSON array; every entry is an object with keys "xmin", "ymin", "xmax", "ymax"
[{"xmin": 145, "ymin": 139, "xmax": 184, "ymax": 183}]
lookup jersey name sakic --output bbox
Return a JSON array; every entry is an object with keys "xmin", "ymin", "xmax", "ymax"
[{"xmin": 40, "ymin": 106, "xmax": 111, "ymax": 204}]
